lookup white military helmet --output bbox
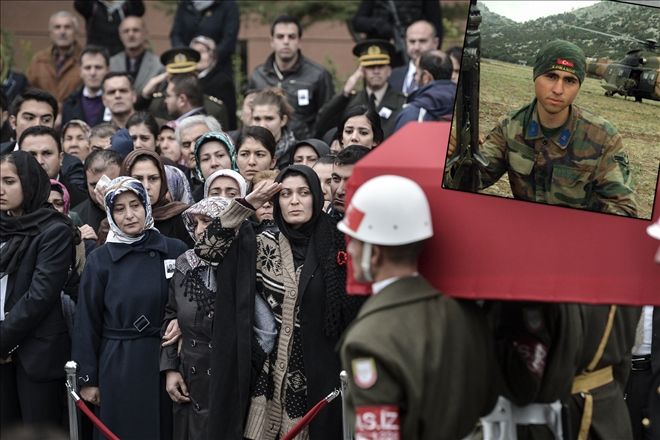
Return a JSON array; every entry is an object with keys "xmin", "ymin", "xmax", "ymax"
[
  {"xmin": 338, "ymin": 175, "xmax": 433, "ymax": 246},
  {"xmin": 648, "ymin": 217, "xmax": 660, "ymax": 240}
]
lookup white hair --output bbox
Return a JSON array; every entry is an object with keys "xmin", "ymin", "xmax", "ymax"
[
  {"xmin": 49, "ymin": 11, "xmax": 79, "ymax": 32},
  {"xmin": 175, "ymin": 115, "xmax": 222, "ymax": 146}
]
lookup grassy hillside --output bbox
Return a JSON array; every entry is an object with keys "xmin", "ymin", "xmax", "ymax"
[{"xmin": 469, "ymin": 58, "xmax": 660, "ymax": 220}]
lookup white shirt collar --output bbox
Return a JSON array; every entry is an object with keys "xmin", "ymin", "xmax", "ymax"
[
  {"xmin": 82, "ymin": 87, "xmax": 103, "ymax": 98},
  {"xmin": 372, "ymin": 272, "xmax": 419, "ymax": 295}
]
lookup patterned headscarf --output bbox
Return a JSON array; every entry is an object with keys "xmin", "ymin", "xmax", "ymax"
[
  {"xmin": 193, "ymin": 131, "xmax": 238, "ymax": 181},
  {"xmin": 203, "ymin": 169, "xmax": 248, "ymax": 199},
  {"xmin": 104, "ymin": 176, "xmax": 156, "ymax": 244},
  {"xmin": 182, "ymin": 196, "xmax": 232, "ymax": 243}
]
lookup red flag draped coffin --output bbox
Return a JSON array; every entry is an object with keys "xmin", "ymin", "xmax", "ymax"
[{"xmin": 345, "ymin": 122, "xmax": 659, "ymax": 305}]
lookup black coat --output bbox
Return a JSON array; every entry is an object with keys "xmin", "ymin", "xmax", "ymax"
[
  {"xmin": 74, "ymin": 0, "xmax": 145, "ymax": 56},
  {"xmin": 156, "ymin": 215, "xmax": 194, "ymax": 249},
  {"xmin": 0, "ymin": 221, "xmax": 74, "ymax": 377},
  {"xmin": 73, "ymin": 230, "xmax": 187, "ymax": 440},
  {"xmin": 170, "ymin": 0, "xmax": 239, "ymax": 77},
  {"xmin": 72, "ymin": 198, "xmax": 106, "ymax": 233}
]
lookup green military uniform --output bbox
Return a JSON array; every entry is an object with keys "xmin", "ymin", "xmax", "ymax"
[
  {"xmin": 339, "ymin": 276, "xmax": 498, "ymax": 439},
  {"xmin": 567, "ymin": 305, "xmax": 640, "ymax": 440},
  {"xmin": 474, "ymin": 99, "xmax": 637, "ymax": 216}
]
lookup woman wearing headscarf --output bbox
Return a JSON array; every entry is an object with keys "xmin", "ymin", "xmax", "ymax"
[
  {"xmin": 122, "ymin": 149, "xmax": 193, "ymax": 248},
  {"xmin": 72, "ymin": 177, "xmax": 188, "ymax": 440},
  {"xmin": 204, "ymin": 168, "xmax": 248, "ymax": 199},
  {"xmin": 196, "ymin": 165, "xmax": 363, "ymax": 439},
  {"xmin": 160, "ymin": 196, "xmax": 277, "ymax": 440},
  {"xmin": 191, "ymin": 131, "xmax": 238, "ymax": 202},
  {"xmin": 0, "ymin": 151, "xmax": 77, "ymax": 429}
]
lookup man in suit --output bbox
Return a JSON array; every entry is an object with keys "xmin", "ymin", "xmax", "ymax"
[
  {"xmin": 109, "ymin": 16, "xmax": 164, "ymax": 96},
  {"xmin": 316, "ymin": 40, "xmax": 406, "ymax": 139},
  {"xmin": 389, "ymin": 20, "xmax": 440, "ymax": 96},
  {"xmin": 61, "ymin": 45, "xmax": 110, "ymax": 127}
]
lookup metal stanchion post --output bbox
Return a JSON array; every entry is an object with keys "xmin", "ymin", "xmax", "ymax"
[
  {"xmin": 65, "ymin": 360, "xmax": 80, "ymax": 440},
  {"xmin": 340, "ymin": 370, "xmax": 353, "ymax": 440}
]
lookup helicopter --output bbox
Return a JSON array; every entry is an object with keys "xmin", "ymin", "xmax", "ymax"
[{"xmin": 570, "ymin": 25, "xmax": 660, "ymax": 103}]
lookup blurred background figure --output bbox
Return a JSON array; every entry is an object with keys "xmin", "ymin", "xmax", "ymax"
[{"xmin": 74, "ymin": 0, "xmax": 145, "ymax": 56}]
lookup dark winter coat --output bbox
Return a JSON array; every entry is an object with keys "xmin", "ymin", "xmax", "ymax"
[
  {"xmin": 74, "ymin": 0, "xmax": 145, "ymax": 56},
  {"xmin": 73, "ymin": 230, "xmax": 187, "ymax": 440},
  {"xmin": 393, "ymin": 80, "xmax": 456, "ymax": 131},
  {"xmin": 0, "ymin": 221, "xmax": 74, "ymax": 378}
]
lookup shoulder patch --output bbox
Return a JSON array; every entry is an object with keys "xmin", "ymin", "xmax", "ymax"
[{"xmin": 352, "ymin": 357, "xmax": 378, "ymax": 389}]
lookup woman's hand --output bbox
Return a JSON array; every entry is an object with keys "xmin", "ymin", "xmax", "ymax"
[
  {"xmin": 165, "ymin": 370, "xmax": 191, "ymax": 403},
  {"xmin": 162, "ymin": 319, "xmax": 181, "ymax": 347},
  {"xmin": 78, "ymin": 224, "xmax": 98, "ymax": 241},
  {"xmin": 245, "ymin": 180, "xmax": 282, "ymax": 210},
  {"xmin": 80, "ymin": 386, "xmax": 101, "ymax": 406}
]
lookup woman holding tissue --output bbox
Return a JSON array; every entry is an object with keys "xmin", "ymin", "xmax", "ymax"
[{"xmin": 72, "ymin": 177, "xmax": 187, "ymax": 440}]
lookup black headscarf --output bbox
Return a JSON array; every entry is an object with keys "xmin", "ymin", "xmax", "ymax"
[
  {"xmin": 0, "ymin": 151, "xmax": 76, "ymax": 275},
  {"xmin": 273, "ymin": 164, "xmax": 363, "ymax": 337},
  {"xmin": 273, "ymin": 165, "xmax": 324, "ymax": 260}
]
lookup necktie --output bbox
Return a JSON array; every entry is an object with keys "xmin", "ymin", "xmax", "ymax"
[{"xmin": 369, "ymin": 93, "xmax": 377, "ymax": 111}]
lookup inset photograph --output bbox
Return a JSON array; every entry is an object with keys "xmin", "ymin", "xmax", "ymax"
[{"xmin": 443, "ymin": 0, "xmax": 660, "ymax": 220}]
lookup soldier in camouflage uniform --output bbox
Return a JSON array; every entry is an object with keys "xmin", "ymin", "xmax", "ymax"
[{"xmin": 450, "ymin": 40, "xmax": 637, "ymax": 217}]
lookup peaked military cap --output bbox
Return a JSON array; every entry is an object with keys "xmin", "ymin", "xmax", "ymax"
[
  {"xmin": 160, "ymin": 47, "xmax": 201, "ymax": 74},
  {"xmin": 353, "ymin": 39, "xmax": 395, "ymax": 67}
]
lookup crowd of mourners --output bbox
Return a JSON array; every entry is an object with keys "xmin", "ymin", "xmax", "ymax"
[{"xmin": 0, "ymin": 0, "xmax": 458, "ymax": 438}]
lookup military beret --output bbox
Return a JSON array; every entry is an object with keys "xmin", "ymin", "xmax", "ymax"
[
  {"xmin": 353, "ymin": 39, "xmax": 395, "ymax": 67},
  {"xmin": 160, "ymin": 47, "xmax": 201, "ymax": 74},
  {"xmin": 533, "ymin": 40, "xmax": 586, "ymax": 84}
]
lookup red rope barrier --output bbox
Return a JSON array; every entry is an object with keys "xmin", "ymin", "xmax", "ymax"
[
  {"xmin": 282, "ymin": 389, "xmax": 340, "ymax": 440},
  {"xmin": 74, "ymin": 400, "xmax": 120, "ymax": 440}
]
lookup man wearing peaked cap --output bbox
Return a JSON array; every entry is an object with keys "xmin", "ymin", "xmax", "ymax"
[
  {"xmin": 134, "ymin": 47, "xmax": 228, "ymax": 128},
  {"xmin": 316, "ymin": 39, "xmax": 406, "ymax": 139},
  {"xmin": 160, "ymin": 47, "xmax": 201, "ymax": 75},
  {"xmin": 447, "ymin": 39, "xmax": 637, "ymax": 217}
]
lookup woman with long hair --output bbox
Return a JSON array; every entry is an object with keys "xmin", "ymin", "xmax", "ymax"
[
  {"xmin": 250, "ymin": 88, "xmax": 296, "ymax": 162},
  {"xmin": 73, "ymin": 177, "xmax": 187, "ymax": 440},
  {"xmin": 0, "ymin": 151, "xmax": 77, "ymax": 430},
  {"xmin": 337, "ymin": 104, "xmax": 384, "ymax": 149}
]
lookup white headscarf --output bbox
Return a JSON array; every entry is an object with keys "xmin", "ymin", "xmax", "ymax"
[
  {"xmin": 203, "ymin": 169, "xmax": 248, "ymax": 199},
  {"xmin": 104, "ymin": 176, "xmax": 157, "ymax": 244}
]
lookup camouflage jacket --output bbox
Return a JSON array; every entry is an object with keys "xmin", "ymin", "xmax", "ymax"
[{"xmin": 478, "ymin": 99, "xmax": 637, "ymax": 216}]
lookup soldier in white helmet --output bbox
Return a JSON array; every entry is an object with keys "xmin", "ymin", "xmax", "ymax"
[{"xmin": 337, "ymin": 174, "xmax": 498, "ymax": 439}]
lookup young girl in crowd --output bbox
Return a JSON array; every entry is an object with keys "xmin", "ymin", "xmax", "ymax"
[
  {"xmin": 250, "ymin": 87, "xmax": 296, "ymax": 162},
  {"xmin": 337, "ymin": 104, "xmax": 384, "ymax": 149},
  {"xmin": 235, "ymin": 125, "xmax": 276, "ymax": 182},
  {"xmin": 126, "ymin": 111, "xmax": 160, "ymax": 152},
  {"xmin": 0, "ymin": 151, "xmax": 77, "ymax": 430}
]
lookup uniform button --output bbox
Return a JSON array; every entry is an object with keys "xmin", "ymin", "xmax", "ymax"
[
  {"xmin": 206, "ymin": 368, "xmax": 211, "ymax": 375},
  {"xmin": 642, "ymin": 418, "xmax": 650, "ymax": 427},
  {"xmin": 284, "ymin": 326, "xmax": 291, "ymax": 335},
  {"xmin": 191, "ymin": 340, "xmax": 197, "ymax": 347},
  {"xmin": 208, "ymin": 342, "xmax": 213, "ymax": 349},
  {"xmin": 149, "ymin": 251, "xmax": 155, "ymax": 257},
  {"xmin": 191, "ymin": 366, "xmax": 197, "ymax": 374}
]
